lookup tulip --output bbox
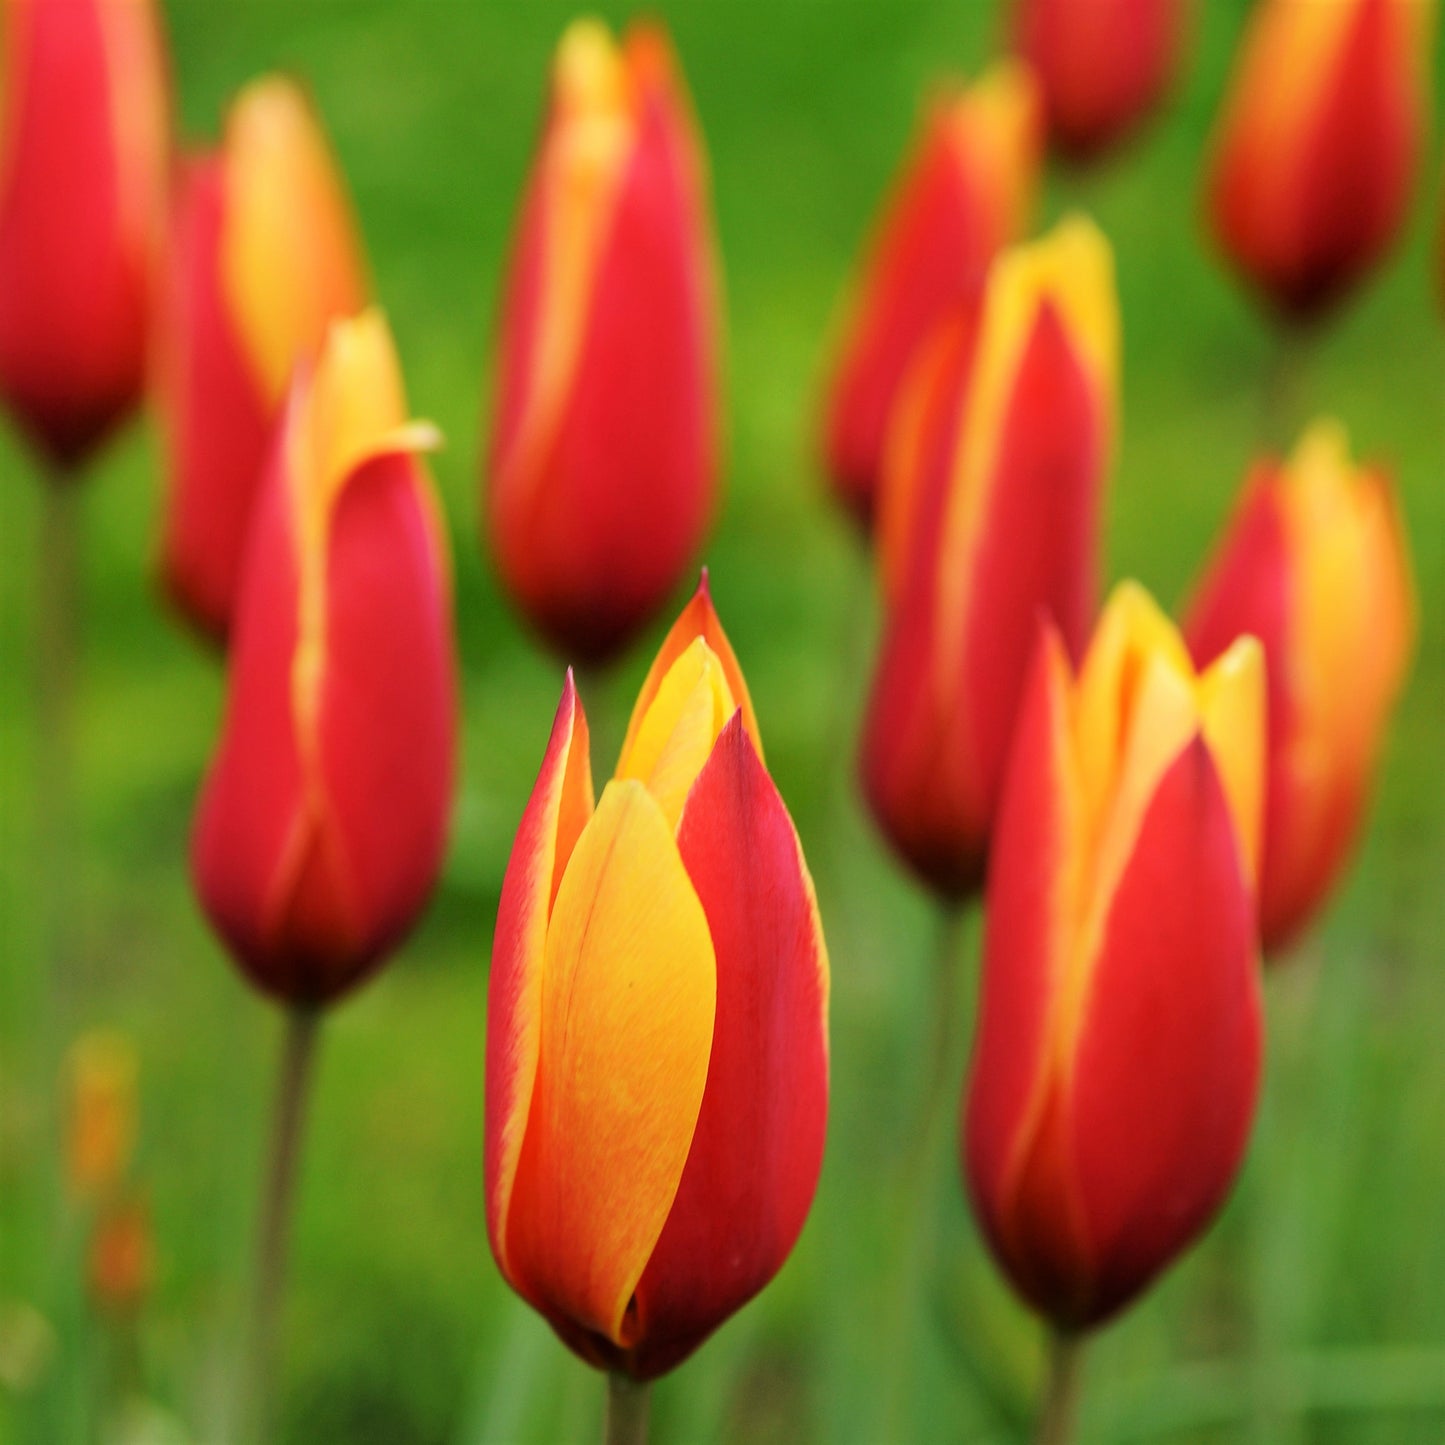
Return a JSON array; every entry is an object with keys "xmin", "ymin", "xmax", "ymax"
[
  {"xmin": 192, "ymin": 309, "xmax": 456, "ymax": 1006},
  {"xmin": 485, "ymin": 19, "xmax": 720, "ymax": 666},
  {"xmin": 0, "ymin": 0, "xmax": 168, "ymax": 471},
  {"xmin": 1184, "ymin": 421, "xmax": 1414, "ymax": 955},
  {"xmin": 87, "ymin": 1196, "xmax": 153, "ymax": 1314},
  {"xmin": 860, "ymin": 215, "xmax": 1118, "ymax": 899},
  {"xmin": 965, "ymin": 583, "xmax": 1266, "ymax": 1332},
  {"xmin": 1204, "ymin": 0, "xmax": 1431, "ymax": 322},
  {"xmin": 155, "ymin": 76, "xmax": 368, "ymax": 644},
  {"xmin": 821, "ymin": 60, "xmax": 1043, "ymax": 525},
  {"xmin": 1011, "ymin": 0, "xmax": 1184, "ymax": 162},
  {"xmin": 486, "ymin": 575, "xmax": 829, "ymax": 1387},
  {"xmin": 65, "ymin": 1030, "xmax": 137, "ymax": 1201}
]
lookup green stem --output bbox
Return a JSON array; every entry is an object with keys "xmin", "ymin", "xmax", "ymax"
[
  {"xmin": 1260, "ymin": 322, "xmax": 1315, "ymax": 449},
  {"xmin": 1033, "ymin": 1332, "xmax": 1085, "ymax": 1445},
  {"xmin": 243, "ymin": 1007, "xmax": 322, "ymax": 1444},
  {"xmin": 603, "ymin": 1373, "xmax": 649, "ymax": 1445}
]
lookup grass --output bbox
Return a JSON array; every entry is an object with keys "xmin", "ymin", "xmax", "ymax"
[{"xmin": 2, "ymin": 2, "xmax": 1443, "ymax": 1442}]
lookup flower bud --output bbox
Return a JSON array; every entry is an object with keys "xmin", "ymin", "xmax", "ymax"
[
  {"xmin": 486, "ymin": 575, "xmax": 828, "ymax": 1380},
  {"xmin": 821, "ymin": 61, "xmax": 1042, "ymax": 525},
  {"xmin": 0, "ymin": 0, "xmax": 168, "ymax": 470},
  {"xmin": 192, "ymin": 310, "xmax": 457, "ymax": 1005},
  {"xmin": 65, "ymin": 1030, "xmax": 137, "ymax": 1201},
  {"xmin": 861, "ymin": 215, "xmax": 1117, "ymax": 898},
  {"xmin": 87, "ymin": 1195, "xmax": 152, "ymax": 1314},
  {"xmin": 1185, "ymin": 420, "xmax": 1415, "ymax": 953},
  {"xmin": 965, "ymin": 584, "xmax": 1265, "ymax": 1330},
  {"xmin": 156, "ymin": 76, "xmax": 367, "ymax": 643}
]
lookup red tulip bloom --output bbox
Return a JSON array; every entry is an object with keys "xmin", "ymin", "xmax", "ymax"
[
  {"xmin": 1205, "ymin": 0, "xmax": 1430, "ymax": 321},
  {"xmin": 486, "ymin": 19, "xmax": 720, "ymax": 665},
  {"xmin": 966, "ymin": 584, "xmax": 1265, "ymax": 1330},
  {"xmin": 0, "ymin": 0, "xmax": 168, "ymax": 470},
  {"xmin": 486, "ymin": 577, "xmax": 829, "ymax": 1380},
  {"xmin": 193, "ymin": 311, "xmax": 456, "ymax": 1006},
  {"xmin": 861, "ymin": 216, "xmax": 1117, "ymax": 899},
  {"xmin": 156, "ymin": 76, "xmax": 367, "ymax": 644},
  {"xmin": 1185, "ymin": 421, "xmax": 1415, "ymax": 954},
  {"xmin": 821, "ymin": 60, "xmax": 1042, "ymax": 526}
]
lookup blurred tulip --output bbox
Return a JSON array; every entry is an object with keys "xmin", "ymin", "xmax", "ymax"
[
  {"xmin": 486, "ymin": 576, "xmax": 829, "ymax": 1381},
  {"xmin": 1012, "ymin": 0, "xmax": 1184, "ymax": 161},
  {"xmin": 156, "ymin": 76, "xmax": 367, "ymax": 644},
  {"xmin": 192, "ymin": 310, "xmax": 456, "ymax": 1005},
  {"xmin": 965, "ymin": 583, "xmax": 1265, "ymax": 1330},
  {"xmin": 1205, "ymin": 0, "xmax": 1432, "ymax": 321},
  {"xmin": 1185, "ymin": 420, "xmax": 1415, "ymax": 954},
  {"xmin": 821, "ymin": 60, "xmax": 1042, "ymax": 525},
  {"xmin": 87, "ymin": 1195, "xmax": 152, "ymax": 1314},
  {"xmin": 0, "ymin": 0, "xmax": 168, "ymax": 471},
  {"xmin": 860, "ymin": 215, "xmax": 1118, "ymax": 899},
  {"xmin": 486, "ymin": 19, "xmax": 720, "ymax": 665},
  {"xmin": 65, "ymin": 1030, "xmax": 137, "ymax": 1201}
]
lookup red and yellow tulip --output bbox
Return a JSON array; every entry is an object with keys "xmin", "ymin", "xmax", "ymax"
[
  {"xmin": 821, "ymin": 60, "xmax": 1042, "ymax": 525},
  {"xmin": 965, "ymin": 584, "xmax": 1265, "ymax": 1329},
  {"xmin": 486, "ymin": 577, "xmax": 829, "ymax": 1380},
  {"xmin": 0, "ymin": 0, "xmax": 168, "ymax": 470},
  {"xmin": 192, "ymin": 310, "xmax": 456, "ymax": 1006},
  {"xmin": 860, "ymin": 215, "xmax": 1117, "ymax": 898},
  {"xmin": 486, "ymin": 19, "xmax": 720, "ymax": 665},
  {"xmin": 87, "ymin": 1195, "xmax": 153, "ymax": 1314},
  {"xmin": 65, "ymin": 1030, "xmax": 137, "ymax": 1202},
  {"xmin": 1185, "ymin": 420, "xmax": 1415, "ymax": 954},
  {"xmin": 1011, "ymin": 0, "xmax": 1184, "ymax": 161},
  {"xmin": 156, "ymin": 76, "xmax": 367, "ymax": 644},
  {"xmin": 1205, "ymin": 0, "xmax": 1432, "ymax": 320}
]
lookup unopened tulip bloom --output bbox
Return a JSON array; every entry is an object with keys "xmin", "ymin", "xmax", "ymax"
[
  {"xmin": 192, "ymin": 310, "xmax": 456, "ymax": 1005},
  {"xmin": 65, "ymin": 1030, "xmax": 137, "ymax": 1201},
  {"xmin": 1205, "ymin": 0, "xmax": 1431, "ymax": 321},
  {"xmin": 487, "ymin": 576, "xmax": 829, "ymax": 1383},
  {"xmin": 88, "ymin": 1195, "xmax": 153, "ymax": 1313},
  {"xmin": 966, "ymin": 584, "xmax": 1265, "ymax": 1330},
  {"xmin": 156, "ymin": 77, "xmax": 367, "ymax": 644},
  {"xmin": 861, "ymin": 215, "xmax": 1117, "ymax": 899},
  {"xmin": 821, "ymin": 61, "xmax": 1042, "ymax": 525},
  {"xmin": 486, "ymin": 19, "xmax": 720, "ymax": 665},
  {"xmin": 0, "ymin": 0, "xmax": 168, "ymax": 470},
  {"xmin": 1012, "ymin": 0, "xmax": 1184, "ymax": 161},
  {"xmin": 1185, "ymin": 421, "xmax": 1414, "ymax": 954}
]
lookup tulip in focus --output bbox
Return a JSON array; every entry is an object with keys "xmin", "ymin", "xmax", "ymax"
[
  {"xmin": 1011, "ymin": 0, "xmax": 1184, "ymax": 162},
  {"xmin": 192, "ymin": 310, "xmax": 456, "ymax": 1005},
  {"xmin": 0, "ymin": 0, "xmax": 168, "ymax": 471},
  {"xmin": 65, "ymin": 1030, "xmax": 137, "ymax": 1201},
  {"xmin": 821, "ymin": 60, "xmax": 1042, "ymax": 525},
  {"xmin": 1185, "ymin": 420, "xmax": 1415, "ymax": 954},
  {"xmin": 861, "ymin": 215, "xmax": 1118, "ymax": 899},
  {"xmin": 486, "ymin": 576, "xmax": 829, "ymax": 1382},
  {"xmin": 156, "ymin": 76, "xmax": 367, "ymax": 644},
  {"xmin": 486, "ymin": 19, "xmax": 720, "ymax": 665},
  {"xmin": 1205, "ymin": 0, "xmax": 1432, "ymax": 321},
  {"xmin": 966, "ymin": 583, "xmax": 1265, "ymax": 1329}
]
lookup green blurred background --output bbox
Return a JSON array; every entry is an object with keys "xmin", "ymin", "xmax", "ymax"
[{"xmin": 2, "ymin": 2, "xmax": 1443, "ymax": 1441}]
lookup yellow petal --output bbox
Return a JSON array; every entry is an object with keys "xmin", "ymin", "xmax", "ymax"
[{"xmin": 1197, "ymin": 636, "xmax": 1266, "ymax": 885}]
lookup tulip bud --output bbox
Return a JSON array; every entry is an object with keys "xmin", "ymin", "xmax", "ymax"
[
  {"xmin": 821, "ymin": 61, "xmax": 1042, "ymax": 525},
  {"xmin": 1204, "ymin": 0, "xmax": 1432, "ymax": 321},
  {"xmin": 87, "ymin": 1195, "xmax": 153, "ymax": 1314},
  {"xmin": 156, "ymin": 76, "xmax": 368, "ymax": 644},
  {"xmin": 486, "ymin": 575, "xmax": 828, "ymax": 1380},
  {"xmin": 192, "ymin": 310, "xmax": 457, "ymax": 1006},
  {"xmin": 860, "ymin": 215, "xmax": 1118, "ymax": 899},
  {"xmin": 965, "ymin": 584, "xmax": 1265, "ymax": 1330},
  {"xmin": 486, "ymin": 19, "xmax": 720, "ymax": 665},
  {"xmin": 1011, "ymin": 0, "xmax": 1184, "ymax": 161},
  {"xmin": 65, "ymin": 1030, "xmax": 137, "ymax": 1201},
  {"xmin": 1184, "ymin": 421, "xmax": 1414, "ymax": 954},
  {"xmin": 0, "ymin": 0, "xmax": 168, "ymax": 470}
]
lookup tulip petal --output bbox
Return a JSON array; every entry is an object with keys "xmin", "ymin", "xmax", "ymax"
[
  {"xmin": 628, "ymin": 714, "xmax": 829, "ymax": 1377},
  {"xmin": 487, "ymin": 673, "xmax": 594, "ymax": 1285},
  {"xmin": 506, "ymin": 780, "xmax": 716, "ymax": 1347}
]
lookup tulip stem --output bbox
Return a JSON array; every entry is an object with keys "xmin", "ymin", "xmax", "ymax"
[
  {"xmin": 243, "ymin": 1006, "xmax": 322, "ymax": 1444},
  {"xmin": 1261, "ymin": 323, "xmax": 1313, "ymax": 448},
  {"xmin": 603, "ymin": 1373, "xmax": 649, "ymax": 1445},
  {"xmin": 1034, "ymin": 1332, "xmax": 1086, "ymax": 1445}
]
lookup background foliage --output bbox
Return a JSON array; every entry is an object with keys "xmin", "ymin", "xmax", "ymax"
[{"xmin": 1, "ymin": 2, "xmax": 1443, "ymax": 1441}]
